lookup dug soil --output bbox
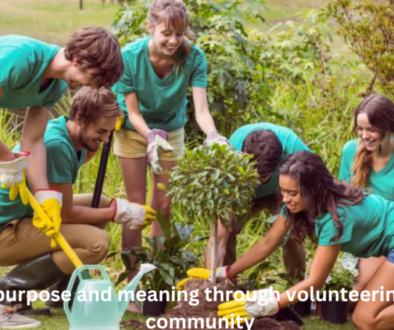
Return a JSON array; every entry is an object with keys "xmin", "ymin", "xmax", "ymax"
[{"xmin": 122, "ymin": 279, "xmax": 301, "ymax": 330}]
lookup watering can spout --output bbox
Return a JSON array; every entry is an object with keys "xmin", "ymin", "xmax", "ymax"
[{"xmin": 117, "ymin": 263, "xmax": 157, "ymax": 316}]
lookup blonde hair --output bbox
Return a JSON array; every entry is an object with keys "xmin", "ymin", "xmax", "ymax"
[{"xmin": 147, "ymin": 0, "xmax": 196, "ymax": 74}]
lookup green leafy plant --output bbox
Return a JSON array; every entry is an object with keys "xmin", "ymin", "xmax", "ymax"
[
  {"xmin": 327, "ymin": 0, "xmax": 394, "ymax": 96},
  {"xmin": 167, "ymin": 143, "xmax": 259, "ymax": 282},
  {"xmin": 323, "ymin": 252, "xmax": 359, "ymax": 298},
  {"xmin": 109, "ymin": 211, "xmax": 206, "ymax": 293}
]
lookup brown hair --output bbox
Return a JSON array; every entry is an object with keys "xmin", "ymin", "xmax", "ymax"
[
  {"xmin": 65, "ymin": 27, "xmax": 124, "ymax": 88},
  {"xmin": 69, "ymin": 87, "xmax": 123, "ymax": 125},
  {"xmin": 279, "ymin": 151, "xmax": 364, "ymax": 244},
  {"xmin": 147, "ymin": 0, "xmax": 196, "ymax": 74},
  {"xmin": 352, "ymin": 94, "xmax": 394, "ymax": 188},
  {"xmin": 243, "ymin": 130, "xmax": 283, "ymax": 178}
]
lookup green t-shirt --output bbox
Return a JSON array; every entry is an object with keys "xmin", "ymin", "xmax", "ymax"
[
  {"xmin": 229, "ymin": 123, "xmax": 311, "ymax": 198},
  {"xmin": 0, "ymin": 35, "xmax": 68, "ymax": 110},
  {"xmin": 0, "ymin": 116, "xmax": 87, "ymax": 228},
  {"xmin": 281, "ymin": 194, "xmax": 394, "ymax": 258},
  {"xmin": 339, "ymin": 139, "xmax": 394, "ymax": 201},
  {"xmin": 112, "ymin": 37, "xmax": 207, "ymax": 132}
]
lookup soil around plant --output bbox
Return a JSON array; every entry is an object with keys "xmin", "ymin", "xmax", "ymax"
[{"xmin": 122, "ymin": 279, "xmax": 301, "ymax": 330}]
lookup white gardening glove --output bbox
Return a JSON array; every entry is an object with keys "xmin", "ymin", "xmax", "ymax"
[
  {"xmin": 146, "ymin": 129, "xmax": 174, "ymax": 174},
  {"xmin": 0, "ymin": 151, "xmax": 30, "ymax": 186},
  {"xmin": 0, "ymin": 151, "xmax": 30, "ymax": 204},
  {"xmin": 110, "ymin": 198, "xmax": 156, "ymax": 230},
  {"xmin": 218, "ymin": 289, "xmax": 280, "ymax": 324},
  {"xmin": 203, "ymin": 131, "xmax": 233, "ymax": 149}
]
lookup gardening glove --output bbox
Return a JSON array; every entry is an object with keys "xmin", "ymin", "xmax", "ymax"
[
  {"xmin": 203, "ymin": 130, "xmax": 233, "ymax": 149},
  {"xmin": 32, "ymin": 189, "xmax": 63, "ymax": 249},
  {"xmin": 115, "ymin": 115, "xmax": 125, "ymax": 131},
  {"xmin": 218, "ymin": 289, "xmax": 280, "ymax": 325},
  {"xmin": 146, "ymin": 129, "xmax": 174, "ymax": 174},
  {"xmin": 176, "ymin": 266, "xmax": 236, "ymax": 290},
  {"xmin": 110, "ymin": 198, "xmax": 156, "ymax": 230},
  {"xmin": 0, "ymin": 151, "xmax": 30, "ymax": 205}
]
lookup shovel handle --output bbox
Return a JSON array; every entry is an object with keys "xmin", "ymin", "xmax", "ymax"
[{"xmin": 26, "ymin": 188, "xmax": 83, "ymax": 268}]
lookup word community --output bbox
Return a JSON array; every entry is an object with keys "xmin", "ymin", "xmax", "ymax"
[{"xmin": 146, "ymin": 316, "xmax": 255, "ymax": 330}]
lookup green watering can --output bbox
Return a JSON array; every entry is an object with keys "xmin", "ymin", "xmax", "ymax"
[{"xmin": 64, "ymin": 263, "xmax": 156, "ymax": 330}]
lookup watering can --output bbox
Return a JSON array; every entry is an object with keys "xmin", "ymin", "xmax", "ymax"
[{"xmin": 64, "ymin": 263, "xmax": 157, "ymax": 330}]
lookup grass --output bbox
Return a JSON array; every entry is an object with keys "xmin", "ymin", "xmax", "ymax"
[{"xmin": 0, "ymin": 0, "xmax": 120, "ymax": 46}]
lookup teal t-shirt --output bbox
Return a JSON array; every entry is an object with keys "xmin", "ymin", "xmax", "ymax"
[
  {"xmin": 112, "ymin": 37, "xmax": 207, "ymax": 132},
  {"xmin": 339, "ymin": 139, "xmax": 394, "ymax": 201},
  {"xmin": 229, "ymin": 123, "xmax": 311, "ymax": 198},
  {"xmin": 0, "ymin": 116, "xmax": 87, "ymax": 228},
  {"xmin": 0, "ymin": 35, "xmax": 68, "ymax": 110},
  {"xmin": 281, "ymin": 194, "xmax": 394, "ymax": 258}
]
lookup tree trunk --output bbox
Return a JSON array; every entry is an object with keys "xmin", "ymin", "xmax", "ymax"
[
  {"xmin": 79, "ymin": 0, "xmax": 83, "ymax": 10},
  {"xmin": 210, "ymin": 221, "xmax": 218, "ymax": 284}
]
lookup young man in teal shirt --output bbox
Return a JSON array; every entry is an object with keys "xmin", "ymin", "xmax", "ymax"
[
  {"xmin": 205, "ymin": 123, "xmax": 311, "ymax": 282},
  {"xmin": 0, "ymin": 87, "xmax": 155, "ymax": 329},
  {"xmin": 0, "ymin": 29, "xmax": 124, "ymax": 251}
]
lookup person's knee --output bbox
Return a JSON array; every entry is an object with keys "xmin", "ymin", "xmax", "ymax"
[
  {"xmin": 87, "ymin": 230, "xmax": 110, "ymax": 264},
  {"xmin": 352, "ymin": 310, "xmax": 376, "ymax": 330}
]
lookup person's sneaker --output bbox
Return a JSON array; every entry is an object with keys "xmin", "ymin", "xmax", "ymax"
[{"xmin": 0, "ymin": 304, "xmax": 41, "ymax": 329}]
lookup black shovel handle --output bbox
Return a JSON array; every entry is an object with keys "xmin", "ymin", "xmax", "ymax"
[{"xmin": 91, "ymin": 131, "xmax": 114, "ymax": 208}]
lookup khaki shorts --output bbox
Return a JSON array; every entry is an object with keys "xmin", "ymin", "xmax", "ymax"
[{"xmin": 114, "ymin": 127, "xmax": 185, "ymax": 161}]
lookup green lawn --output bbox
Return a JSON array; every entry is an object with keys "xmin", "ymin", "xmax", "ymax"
[{"xmin": 0, "ymin": 0, "xmax": 119, "ymax": 46}]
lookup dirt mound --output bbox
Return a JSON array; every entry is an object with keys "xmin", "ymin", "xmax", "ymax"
[{"xmin": 122, "ymin": 279, "xmax": 301, "ymax": 330}]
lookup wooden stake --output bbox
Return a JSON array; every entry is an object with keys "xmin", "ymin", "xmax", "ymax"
[{"xmin": 210, "ymin": 221, "xmax": 218, "ymax": 284}]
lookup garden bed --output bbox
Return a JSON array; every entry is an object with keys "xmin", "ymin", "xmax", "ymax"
[{"xmin": 122, "ymin": 279, "xmax": 301, "ymax": 330}]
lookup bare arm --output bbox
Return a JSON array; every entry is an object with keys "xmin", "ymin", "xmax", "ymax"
[
  {"xmin": 20, "ymin": 106, "xmax": 49, "ymax": 192},
  {"xmin": 192, "ymin": 87, "xmax": 217, "ymax": 135},
  {"xmin": 49, "ymin": 182, "xmax": 114, "ymax": 224},
  {"xmin": 228, "ymin": 215, "xmax": 290, "ymax": 277},
  {"xmin": 124, "ymin": 92, "xmax": 150, "ymax": 137},
  {"xmin": 278, "ymin": 244, "xmax": 341, "ymax": 308},
  {"xmin": 0, "ymin": 86, "xmax": 16, "ymax": 162}
]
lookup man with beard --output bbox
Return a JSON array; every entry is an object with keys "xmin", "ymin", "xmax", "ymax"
[
  {"xmin": 0, "ymin": 29, "xmax": 124, "ymax": 271},
  {"xmin": 0, "ymin": 87, "xmax": 155, "ymax": 328}
]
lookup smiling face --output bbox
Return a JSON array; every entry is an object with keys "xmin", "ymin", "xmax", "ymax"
[
  {"xmin": 356, "ymin": 112, "xmax": 384, "ymax": 153},
  {"xmin": 64, "ymin": 59, "xmax": 96, "ymax": 90},
  {"xmin": 148, "ymin": 21, "xmax": 185, "ymax": 57},
  {"xmin": 279, "ymin": 174, "xmax": 306, "ymax": 213},
  {"xmin": 77, "ymin": 117, "xmax": 116, "ymax": 152}
]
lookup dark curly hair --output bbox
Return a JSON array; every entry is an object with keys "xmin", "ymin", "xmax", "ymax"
[{"xmin": 243, "ymin": 130, "xmax": 283, "ymax": 178}]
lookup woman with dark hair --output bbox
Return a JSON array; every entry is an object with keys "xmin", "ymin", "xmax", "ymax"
[
  {"xmin": 339, "ymin": 94, "xmax": 394, "ymax": 311},
  {"xmin": 180, "ymin": 150, "xmax": 394, "ymax": 329}
]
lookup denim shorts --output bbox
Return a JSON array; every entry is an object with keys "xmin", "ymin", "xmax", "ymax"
[{"xmin": 386, "ymin": 248, "xmax": 394, "ymax": 264}]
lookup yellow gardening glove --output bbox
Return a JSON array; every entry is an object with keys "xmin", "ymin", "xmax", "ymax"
[
  {"xmin": 1, "ymin": 170, "xmax": 29, "ymax": 205},
  {"xmin": 0, "ymin": 152, "xmax": 30, "ymax": 205},
  {"xmin": 115, "ymin": 115, "xmax": 125, "ymax": 132},
  {"xmin": 32, "ymin": 190, "xmax": 63, "ymax": 248},
  {"xmin": 218, "ymin": 290, "xmax": 279, "ymax": 325},
  {"xmin": 110, "ymin": 198, "xmax": 156, "ymax": 230},
  {"xmin": 176, "ymin": 267, "xmax": 235, "ymax": 290}
]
